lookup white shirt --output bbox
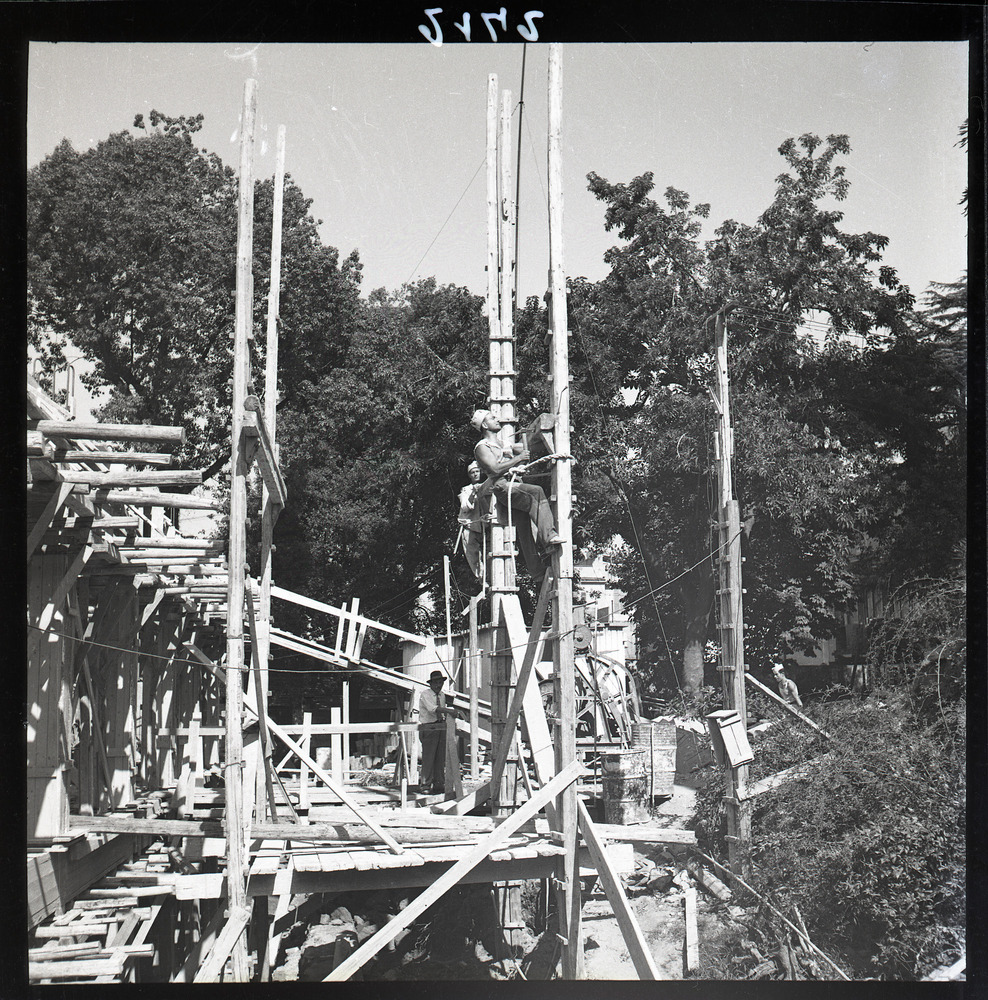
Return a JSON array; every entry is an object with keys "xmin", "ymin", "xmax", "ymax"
[{"xmin": 418, "ymin": 687, "xmax": 446, "ymax": 724}]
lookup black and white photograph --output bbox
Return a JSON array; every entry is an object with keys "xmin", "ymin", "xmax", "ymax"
[{"xmin": 20, "ymin": 8, "xmax": 976, "ymax": 986}]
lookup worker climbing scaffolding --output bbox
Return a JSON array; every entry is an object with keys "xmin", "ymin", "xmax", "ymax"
[{"xmin": 469, "ymin": 407, "xmax": 564, "ymax": 582}]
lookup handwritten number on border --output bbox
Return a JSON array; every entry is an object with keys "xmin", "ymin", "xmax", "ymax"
[{"xmin": 419, "ymin": 9, "xmax": 543, "ymax": 45}]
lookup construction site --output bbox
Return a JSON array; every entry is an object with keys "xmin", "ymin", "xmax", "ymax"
[{"xmin": 24, "ymin": 40, "xmax": 968, "ymax": 985}]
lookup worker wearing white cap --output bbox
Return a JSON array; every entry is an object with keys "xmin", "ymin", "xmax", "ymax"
[
  {"xmin": 772, "ymin": 663, "xmax": 803, "ymax": 708},
  {"xmin": 470, "ymin": 409, "xmax": 562, "ymax": 581}
]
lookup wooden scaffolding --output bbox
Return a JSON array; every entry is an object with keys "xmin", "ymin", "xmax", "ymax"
[{"xmin": 26, "ymin": 51, "xmax": 668, "ymax": 984}]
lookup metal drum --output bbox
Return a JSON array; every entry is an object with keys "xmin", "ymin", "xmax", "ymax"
[
  {"xmin": 601, "ymin": 748, "xmax": 649, "ymax": 825},
  {"xmin": 632, "ymin": 720, "xmax": 677, "ymax": 800}
]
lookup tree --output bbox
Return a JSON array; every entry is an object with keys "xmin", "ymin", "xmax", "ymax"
[
  {"xmin": 28, "ymin": 113, "xmax": 238, "ymax": 468},
  {"xmin": 268, "ymin": 278, "xmax": 490, "ymax": 656},
  {"xmin": 519, "ymin": 135, "xmax": 918, "ymax": 695},
  {"xmin": 27, "ymin": 112, "xmax": 363, "ymax": 482}
]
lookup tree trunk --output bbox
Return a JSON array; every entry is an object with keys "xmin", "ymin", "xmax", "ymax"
[
  {"xmin": 679, "ymin": 557, "xmax": 715, "ymax": 695},
  {"xmin": 682, "ymin": 637, "xmax": 705, "ymax": 694}
]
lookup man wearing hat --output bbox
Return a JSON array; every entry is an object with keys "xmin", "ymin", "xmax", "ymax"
[
  {"xmin": 771, "ymin": 662, "xmax": 803, "ymax": 708},
  {"xmin": 418, "ymin": 669, "xmax": 455, "ymax": 794},
  {"xmin": 470, "ymin": 408, "xmax": 563, "ymax": 582}
]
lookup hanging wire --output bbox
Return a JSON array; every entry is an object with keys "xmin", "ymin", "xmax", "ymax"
[
  {"xmin": 513, "ymin": 42, "xmax": 527, "ymax": 302},
  {"xmin": 402, "ymin": 154, "xmax": 486, "ymax": 287}
]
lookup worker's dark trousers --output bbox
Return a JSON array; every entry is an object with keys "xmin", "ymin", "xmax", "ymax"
[
  {"xmin": 419, "ymin": 724, "xmax": 445, "ymax": 789},
  {"xmin": 493, "ymin": 481, "xmax": 556, "ymax": 580}
]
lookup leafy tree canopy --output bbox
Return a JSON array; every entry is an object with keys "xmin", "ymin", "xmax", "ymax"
[{"xmin": 518, "ymin": 135, "xmax": 942, "ymax": 696}]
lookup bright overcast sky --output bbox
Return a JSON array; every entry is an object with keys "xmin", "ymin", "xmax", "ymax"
[{"xmin": 29, "ymin": 41, "xmax": 967, "ymax": 308}]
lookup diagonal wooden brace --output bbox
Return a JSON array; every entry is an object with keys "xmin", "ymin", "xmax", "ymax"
[{"xmin": 325, "ymin": 759, "xmax": 586, "ymax": 981}]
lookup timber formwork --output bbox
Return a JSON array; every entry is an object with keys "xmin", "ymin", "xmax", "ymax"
[{"xmin": 26, "ymin": 60, "xmax": 667, "ymax": 984}]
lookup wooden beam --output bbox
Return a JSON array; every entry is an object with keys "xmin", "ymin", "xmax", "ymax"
[
  {"xmin": 270, "ymin": 585, "xmax": 427, "ymax": 645},
  {"xmin": 90, "ymin": 489, "xmax": 222, "ymax": 511},
  {"xmin": 171, "ymin": 894, "xmax": 228, "ymax": 982},
  {"xmin": 591, "ymin": 824, "xmax": 697, "ymax": 846},
  {"xmin": 27, "ymin": 482, "xmax": 75, "ymax": 562},
  {"xmin": 27, "ymin": 429, "xmax": 56, "ymax": 459},
  {"xmin": 52, "ymin": 449, "xmax": 175, "ymax": 466},
  {"xmin": 490, "ymin": 571, "xmax": 553, "ymax": 801},
  {"xmin": 37, "ymin": 544, "xmax": 92, "ymax": 631},
  {"xmin": 744, "ymin": 673, "xmax": 831, "ymax": 739},
  {"xmin": 245, "ymin": 579, "xmax": 281, "ymax": 823},
  {"xmin": 241, "ymin": 397, "xmax": 287, "ymax": 507},
  {"xmin": 192, "ymin": 904, "xmax": 252, "ymax": 983},
  {"xmin": 324, "ymin": 760, "xmax": 585, "ymax": 981},
  {"xmin": 222, "ymin": 75, "xmax": 257, "ymax": 985},
  {"xmin": 122, "ymin": 538, "xmax": 227, "ymax": 551},
  {"xmin": 683, "ymin": 886, "xmax": 699, "ymax": 976},
  {"xmin": 741, "ymin": 757, "xmax": 828, "ymax": 800},
  {"xmin": 577, "ymin": 799, "xmax": 658, "ymax": 979},
  {"xmin": 29, "ymin": 419, "xmax": 185, "ymax": 447},
  {"xmin": 548, "ymin": 43, "xmax": 581, "ymax": 978},
  {"xmin": 56, "ymin": 470, "xmax": 203, "ymax": 488},
  {"xmin": 30, "ymin": 956, "xmax": 126, "ymax": 979}
]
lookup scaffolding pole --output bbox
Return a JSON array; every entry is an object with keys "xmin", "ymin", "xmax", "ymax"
[
  {"xmin": 547, "ymin": 42, "xmax": 583, "ymax": 980},
  {"xmin": 223, "ymin": 76, "xmax": 256, "ymax": 982},
  {"xmin": 712, "ymin": 311, "xmax": 751, "ymax": 876}
]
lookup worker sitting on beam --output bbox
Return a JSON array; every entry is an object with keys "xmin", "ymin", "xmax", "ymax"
[{"xmin": 470, "ymin": 408, "xmax": 563, "ymax": 582}]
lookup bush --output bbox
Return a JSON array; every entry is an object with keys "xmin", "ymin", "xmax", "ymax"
[{"xmin": 691, "ymin": 687, "xmax": 965, "ymax": 979}]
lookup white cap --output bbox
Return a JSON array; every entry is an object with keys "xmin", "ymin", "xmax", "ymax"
[
  {"xmin": 771, "ymin": 663, "xmax": 785, "ymax": 675},
  {"xmin": 470, "ymin": 409, "xmax": 491, "ymax": 432}
]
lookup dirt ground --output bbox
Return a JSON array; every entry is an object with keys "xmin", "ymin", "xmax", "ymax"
[{"xmin": 581, "ymin": 862, "xmax": 741, "ymax": 979}]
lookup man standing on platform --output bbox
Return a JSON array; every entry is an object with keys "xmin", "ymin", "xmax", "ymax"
[{"xmin": 418, "ymin": 670, "xmax": 454, "ymax": 794}]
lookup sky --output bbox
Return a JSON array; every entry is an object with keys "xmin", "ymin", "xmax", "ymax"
[{"xmin": 28, "ymin": 41, "xmax": 968, "ymax": 415}]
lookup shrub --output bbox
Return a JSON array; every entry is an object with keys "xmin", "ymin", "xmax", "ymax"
[{"xmin": 693, "ymin": 686, "xmax": 965, "ymax": 979}]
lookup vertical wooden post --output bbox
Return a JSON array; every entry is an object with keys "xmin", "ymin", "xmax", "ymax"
[
  {"xmin": 547, "ymin": 42, "xmax": 583, "ymax": 980},
  {"xmin": 299, "ymin": 710, "xmax": 312, "ymax": 814},
  {"xmin": 485, "ymin": 73, "xmax": 503, "ymax": 599},
  {"xmin": 712, "ymin": 311, "xmax": 751, "ymax": 875},
  {"xmin": 468, "ymin": 596, "xmax": 480, "ymax": 779},
  {"xmin": 491, "ymin": 85, "xmax": 519, "ymax": 817},
  {"xmin": 256, "ymin": 123, "xmax": 286, "ymax": 818},
  {"xmin": 330, "ymin": 706, "xmax": 344, "ymax": 788},
  {"xmin": 27, "ymin": 553, "xmax": 71, "ymax": 838},
  {"xmin": 224, "ymin": 75, "xmax": 256, "ymax": 982},
  {"xmin": 341, "ymin": 677, "xmax": 351, "ymax": 785}
]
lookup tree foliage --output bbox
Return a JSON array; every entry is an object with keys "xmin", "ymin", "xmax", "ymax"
[
  {"xmin": 27, "ymin": 111, "xmax": 363, "ymax": 480},
  {"xmin": 517, "ymin": 135, "xmax": 933, "ymax": 694},
  {"xmin": 269, "ymin": 278, "xmax": 489, "ymax": 647}
]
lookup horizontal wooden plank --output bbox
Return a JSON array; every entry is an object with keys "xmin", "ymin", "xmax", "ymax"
[
  {"xmin": 591, "ymin": 823, "xmax": 696, "ymax": 846},
  {"xmin": 57, "ymin": 470, "xmax": 203, "ymax": 488},
  {"xmin": 30, "ymin": 419, "xmax": 185, "ymax": 447},
  {"xmin": 29, "ymin": 943, "xmax": 155, "ymax": 961},
  {"xmin": 30, "ymin": 956, "xmax": 125, "ymax": 979},
  {"xmin": 92, "ymin": 489, "xmax": 222, "ymax": 511},
  {"xmin": 52, "ymin": 449, "xmax": 175, "ymax": 466},
  {"xmin": 34, "ymin": 923, "xmax": 111, "ymax": 939}
]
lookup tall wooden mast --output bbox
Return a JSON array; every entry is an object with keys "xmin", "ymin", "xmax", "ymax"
[
  {"xmin": 547, "ymin": 42, "xmax": 583, "ymax": 979},
  {"xmin": 251, "ymin": 124, "xmax": 286, "ymax": 822},
  {"xmin": 712, "ymin": 311, "xmax": 751, "ymax": 874},
  {"xmin": 224, "ymin": 76, "xmax": 256, "ymax": 982}
]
